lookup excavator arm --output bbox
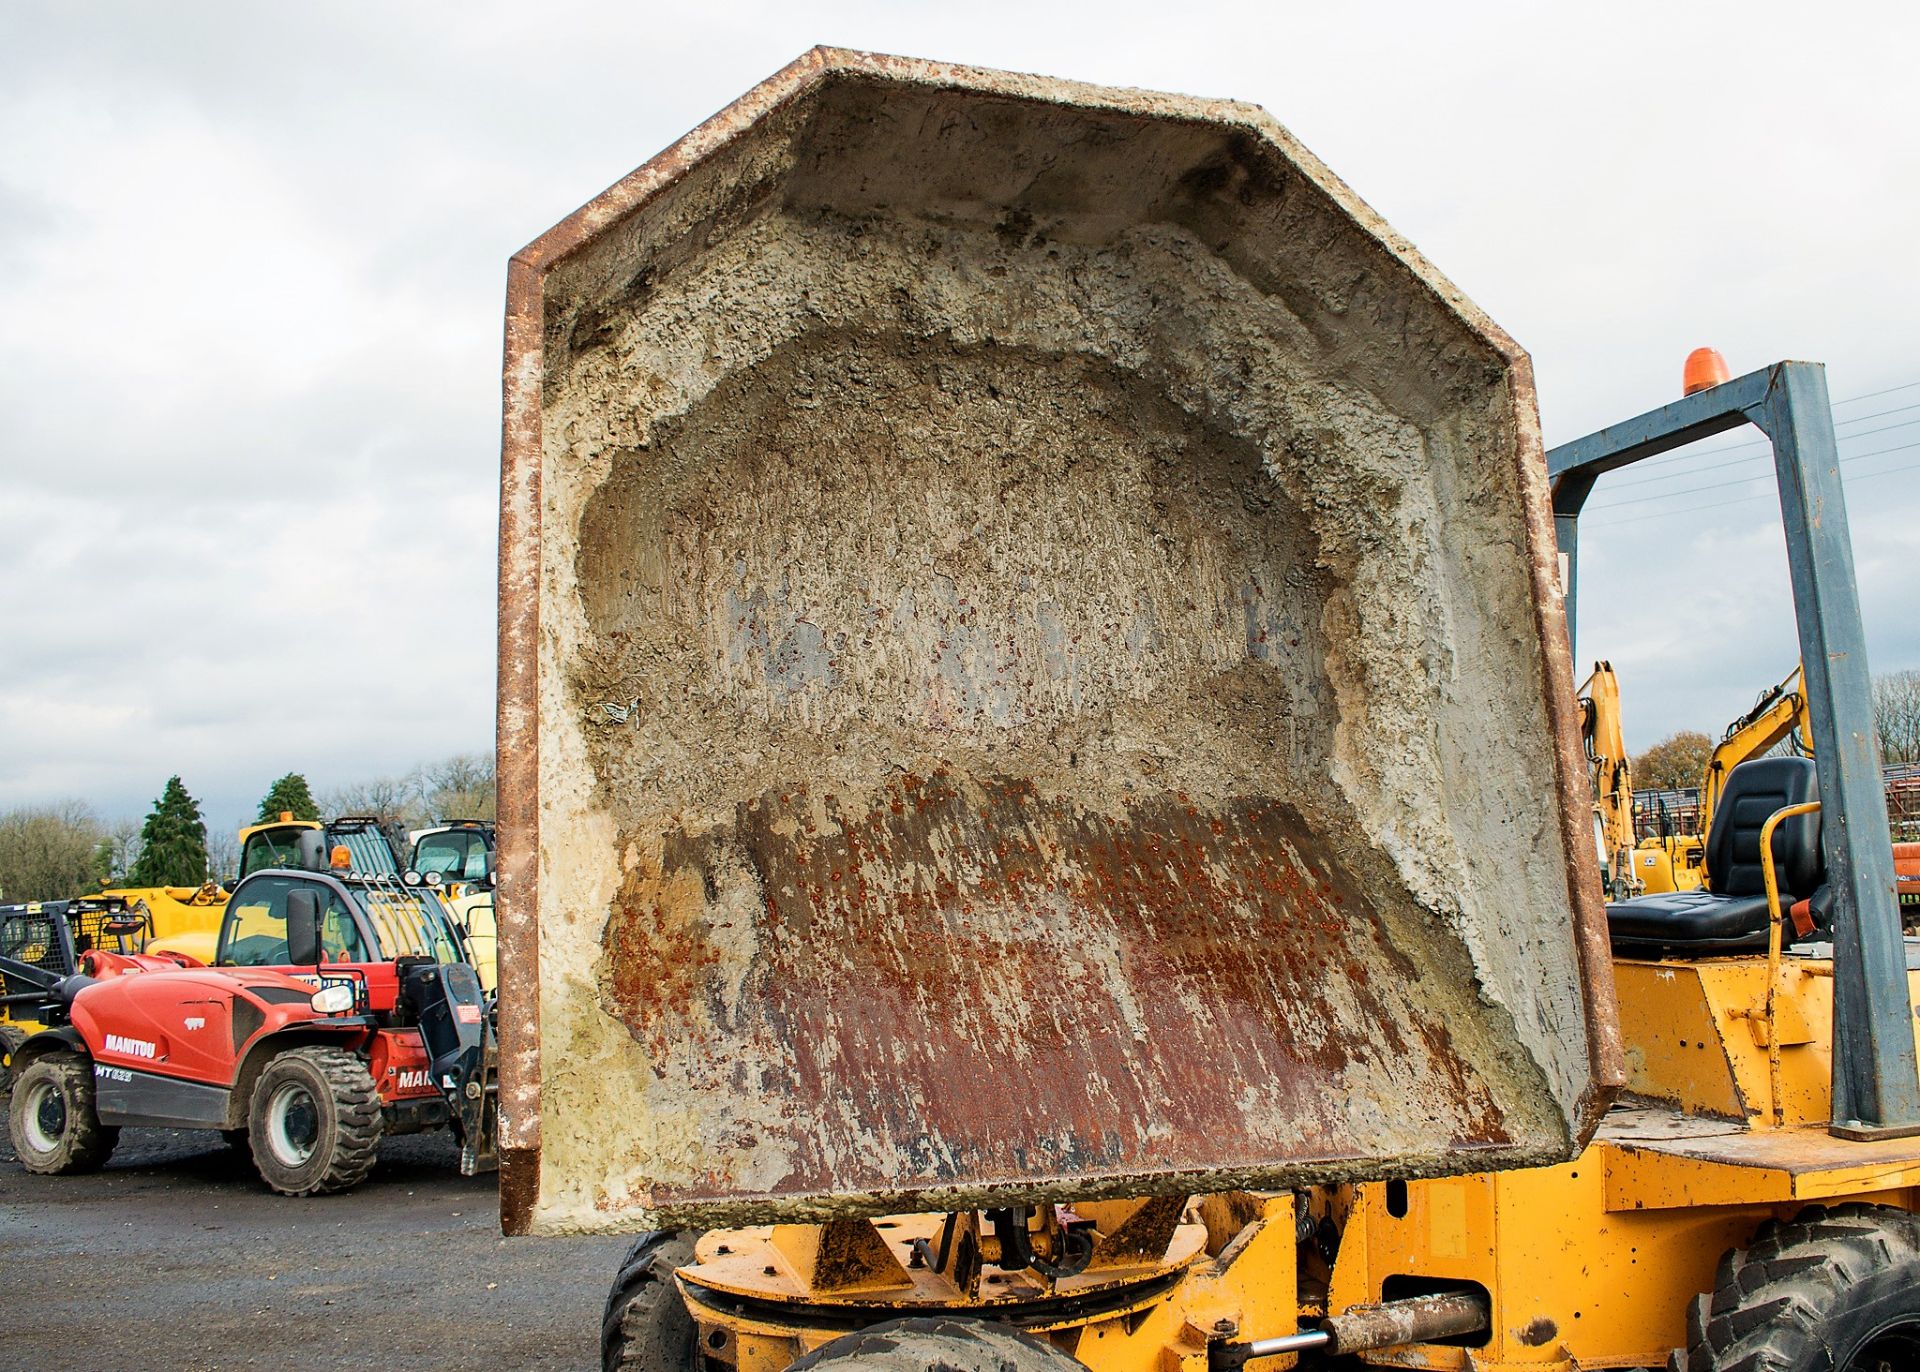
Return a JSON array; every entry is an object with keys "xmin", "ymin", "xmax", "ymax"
[
  {"xmin": 1578, "ymin": 661, "xmax": 1640, "ymax": 898},
  {"xmin": 1700, "ymin": 664, "xmax": 1812, "ymax": 830}
]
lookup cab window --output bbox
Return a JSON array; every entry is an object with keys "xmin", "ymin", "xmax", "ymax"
[
  {"xmin": 358, "ymin": 889, "xmax": 462, "ymax": 964},
  {"xmin": 219, "ymin": 876, "xmax": 295, "ymax": 966},
  {"xmin": 240, "ymin": 826, "xmax": 312, "ymax": 879},
  {"xmin": 319, "ymin": 888, "xmax": 370, "ymax": 964},
  {"xmin": 221, "ymin": 879, "xmax": 370, "ymax": 966},
  {"xmin": 412, "ymin": 831, "xmax": 485, "ymax": 880}
]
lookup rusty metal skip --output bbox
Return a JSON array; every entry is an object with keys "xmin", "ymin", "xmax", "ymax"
[
  {"xmin": 493, "ymin": 45, "xmax": 1660, "ymax": 1372},
  {"xmin": 497, "ymin": 44, "xmax": 1618, "ymax": 1240}
]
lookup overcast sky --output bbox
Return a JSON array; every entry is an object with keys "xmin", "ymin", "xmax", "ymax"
[{"xmin": 3, "ymin": 1, "xmax": 1916, "ymax": 840}]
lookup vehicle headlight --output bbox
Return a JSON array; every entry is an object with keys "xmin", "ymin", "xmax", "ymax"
[{"xmin": 310, "ymin": 984, "xmax": 356, "ymax": 1014}]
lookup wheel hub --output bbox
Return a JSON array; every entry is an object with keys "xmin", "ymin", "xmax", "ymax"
[
  {"xmin": 23, "ymin": 1080, "xmax": 66, "ymax": 1154},
  {"xmin": 1853, "ymin": 1326, "xmax": 1920, "ymax": 1371},
  {"xmin": 266, "ymin": 1082, "xmax": 319, "ymax": 1166}
]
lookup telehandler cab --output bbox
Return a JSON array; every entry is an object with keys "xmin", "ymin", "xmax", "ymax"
[
  {"xmin": 233, "ymin": 812, "xmax": 408, "ymax": 884},
  {"xmin": 28, "ymin": 813, "xmax": 417, "ymax": 974},
  {"xmin": 402, "ymin": 820, "xmax": 499, "ymax": 995},
  {"xmin": 3, "ymin": 830, "xmax": 497, "ymax": 1195}
]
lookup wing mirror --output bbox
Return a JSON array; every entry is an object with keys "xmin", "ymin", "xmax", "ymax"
[
  {"xmin": 285, "ymin": 889, "xmax": 323, "ymax": 966},
  {"xmin": 295, "ymin": 829, "xmax": 329, "ymax": 872}
]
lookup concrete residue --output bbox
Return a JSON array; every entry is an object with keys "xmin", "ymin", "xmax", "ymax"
[{"xmin": 510, "ymin": 57, "xmax": 1597, "ymax": 1234}]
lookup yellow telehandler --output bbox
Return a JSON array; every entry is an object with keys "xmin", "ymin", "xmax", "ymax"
[
  {"xmin": 92, "ymin": 812, "xmax": 409, "ymax": 964},
  {"xmin": 495, "ymin": 52, "xmax": 1920, "ymax": 1372}
]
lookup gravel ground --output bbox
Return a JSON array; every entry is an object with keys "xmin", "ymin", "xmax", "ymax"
[{"xmin": 0, "ymin": 1112, "xmax": 629, "ymax": 1371}]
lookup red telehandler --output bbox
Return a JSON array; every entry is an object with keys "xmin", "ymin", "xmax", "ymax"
[{"xmin": 1, "ymin": 830, "xmax": 496, "ymax": 1194}]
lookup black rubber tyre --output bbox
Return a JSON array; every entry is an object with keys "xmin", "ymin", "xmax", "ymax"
[
  {"xmin": 0, "ymin": 1024, "xmax": 26, "ymax": 1093},
  {"xmin": 1673, "ymin": 1204, "xmax": 1920, "ymax": 1370},
  {"xmin": 246, "ymin": 1046, "xmax": 382, "ymax": 1195},
  {"xmin": 787, "ymin": 1317, "xmax": 1087, "ymax": 1372},
  {"xmin": 603, "ymin": 1230, "xmax": 698, "ymax": 1372},
  {"xmin": 8, "ymin": 1050, "xmax": 118, "ymax": 1173}
]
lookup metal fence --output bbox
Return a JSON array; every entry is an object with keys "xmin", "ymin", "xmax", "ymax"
[{"xmin": 1635, "ymin": 762, "xmax": 1920, "ymax": 843}]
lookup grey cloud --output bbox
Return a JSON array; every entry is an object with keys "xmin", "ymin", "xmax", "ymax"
[{"xmin": 3, "ymin": 0, "xmax": 1917, "ymax": 825}]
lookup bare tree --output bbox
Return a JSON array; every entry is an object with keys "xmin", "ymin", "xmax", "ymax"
[
  {"xmin": 322, "ymin": 775, "xmax": 425, "ymax": 828},
  {"xmin": 206, "ymin": 822, "xmax": 242, "ymax": 885},
  {"xmin": 320, "ymin": 751, "xmax": 497, "ymax": 831},
  {"xmin": 419, "ymin": 752, "xmax": 496, "ymax": 822},
  {"xmin": 0, "ymin": 800, "xmax": 106, "ymax": 902},
  {"xmin": 96, "ymin": 816, "xmax": 143, "ymax": 881},
  {"xmin": 1874, "ymin": 669, "xmax": 1920, "ymax": 765}
]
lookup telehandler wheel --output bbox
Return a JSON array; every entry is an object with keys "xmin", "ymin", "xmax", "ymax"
[
  {"xmin": 0, "ymin": 1024, "xmax": 25, "ymax": 1093},
  {"xmin": 787, "ymin": 1317, "xmax": 1088, "ymax": 1372},
  {"xmin": 8, "ymin": 1051, "xmax": 118, "ymax": 1173},
  {"xmin": 1674, "ymin": 1204, "xmax": 1920, "ymax": 1371},
  {"xmin": 247, "ymin": 1046, "xmax": 382, "ymax": 1196},
  {"xmin": 602, "ymin": 1230, "xmax": 698, "ymax": 1372}
]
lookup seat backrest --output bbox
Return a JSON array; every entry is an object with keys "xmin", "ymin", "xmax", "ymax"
[{"xmin": 1706, "ymin": 756, "xmax": 1822, "ymax": 899}]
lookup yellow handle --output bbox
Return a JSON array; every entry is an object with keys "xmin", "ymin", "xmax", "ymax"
[
  {"xmin": 1759, "ymin": 801, "xmax": 1822, "ymax": 935},
  {"xmin": 1760, "ymin": 800, "xmax": 1821, "ymax": 1125}
]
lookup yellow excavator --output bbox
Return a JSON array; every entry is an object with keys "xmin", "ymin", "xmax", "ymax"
[{"xmin": 1577, "ymin": 662, "xmax": 1639, "ymax": 900}]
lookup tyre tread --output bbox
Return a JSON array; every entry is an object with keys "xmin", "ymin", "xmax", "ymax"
[
  {"xmin": 7, "ymin": 1049, "xmax": 118, "ymax": 1173},
  {"xmin": 0, "ymin": 1023, "xmax": 25, "ymax": 1092},
  {"xmin": 1677, "ymin": 1204, "xmax": 1920, "ymax": 1371},
  {"xmin": 603, "ymin": 1230, "xmax": 698, "ymax": 1372},
  {"xmin": 786, "ymin": 1315, "xmax": 1085, "ymax": 1372},
  {"xmin": 249, "ymin": 1046, "xmax": 382, "ymax": 1196}
]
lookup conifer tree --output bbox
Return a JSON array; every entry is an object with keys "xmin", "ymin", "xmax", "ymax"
[
  {"xmin": 129, "ymin": 776, "xmax": 210, "ymax": 887},
  {"xmin": 255, "ymin": 773, "xmax": 320, "ymax": 823}
]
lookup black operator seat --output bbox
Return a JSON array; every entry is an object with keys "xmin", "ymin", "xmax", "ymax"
[{"xmin": 1607, "ymin": 756, "xmax": 1828, "ymax": 958}]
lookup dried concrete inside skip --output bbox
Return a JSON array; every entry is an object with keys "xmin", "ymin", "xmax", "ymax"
[{"xmin": 495, "ymin": 49, "xmax": 1617, "ymax": 1236}]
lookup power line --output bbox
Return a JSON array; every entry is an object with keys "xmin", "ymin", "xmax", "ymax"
[
  {"xmin": 1833, "ymin": 378, "xmax": 1920, "ymax": 408},
  {"xmin": 1602, "ymin": 402, "xmax": 1920, "ymax": 491},
  {"xmin": 1853, "ymin": 456, "xmax": 1920, "ymax": 485},
  {"xmin": 1584, "ymin": 491, "xmax": 1774, "ymax": 528},
  {"xmin": 1587, "ymin": 437, "xmax": 1920, "ymax": 513},
  {"xmin": 1583, "ymin": 443, "xmax": 1920, "ymax": 528}
]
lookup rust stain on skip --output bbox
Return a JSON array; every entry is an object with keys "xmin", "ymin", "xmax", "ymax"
[
  {"xmin": 599, "ymin": 770, "xmax": 1510, "ymax": 1209},
  {"xmin": 498, "ymin": 46, "xmax": 1623, "ymax": 1234}
]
